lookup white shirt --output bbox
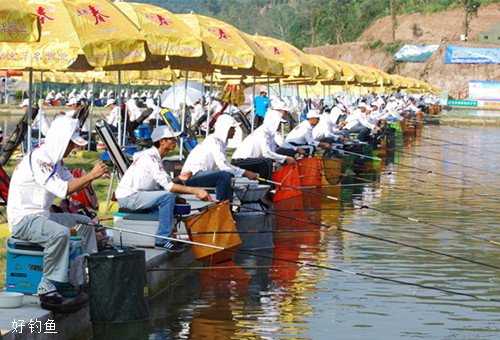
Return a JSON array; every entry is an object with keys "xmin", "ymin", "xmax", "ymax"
[
  {"xmin": 181, "ymin": 135, "xmax": 245, "ymax": 177},
  {"xmin": 312, "ymin": 108, "xmax": 342, "ymax": 140},
  {"xmin": 285, "ymin": 120, "xmax": 319, "ymax": 146},
  {"xmin": 232, "ymin": 111, "xmax": 287, "ymax": 163},
  {"xmin": 7, "ymin": 149, "xmax": 73, "ymax": 228},
  {"xmin": 107, "ymin": 106, "xmax": 120, "ymax": 127},
  {"xmin": 115, "ymin": 147, "xmax": 174, "ymax": 199},
  {"xmin": 343, "ymin": 109, "xmax": 364, "ymax": 130}
]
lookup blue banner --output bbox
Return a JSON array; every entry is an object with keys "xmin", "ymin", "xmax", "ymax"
[
  {"xmin": 445, "ymin": 45, "xmax": 500, "ymax": 64},
  {"xmin": 393, "ymin": 45, "xmax": 439, "ymax": 62}
]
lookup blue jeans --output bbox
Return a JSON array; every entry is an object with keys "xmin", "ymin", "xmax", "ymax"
[
  {"xmin": 117, "ymin": 191, "xmax": 175, "ymax": 245},
  {"xmin": 185, "ymin": 170, "xmax": 233, "ymax": 201}
]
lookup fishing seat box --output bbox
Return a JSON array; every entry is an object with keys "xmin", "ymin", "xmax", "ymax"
[
  {"xmin": 113, "ymin": 212, "xmax": 159, "ymax": 248},
  {"xmin": 5, "ymin": 237, "xmax": 84, "ymax": 294}
]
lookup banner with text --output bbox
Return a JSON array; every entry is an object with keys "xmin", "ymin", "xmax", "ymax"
[
  {"xmin": 445, "ymin": 45, "xmax": 500, "ymax": 64},
  {"xmin": 393, "ymin": 45, "xmax": 440, "ymax": 62},
  {"xmin": 469, "ymin": 81, "xmax": 500, "ymax": 101}
]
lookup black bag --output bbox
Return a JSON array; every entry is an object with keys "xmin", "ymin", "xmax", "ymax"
[{"xmin": 88, "ymin": 249, "xmax": 149, "ymax": 323}]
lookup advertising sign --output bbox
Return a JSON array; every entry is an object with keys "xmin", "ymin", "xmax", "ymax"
[
  {"xmin": 445, "ymin": 45, "xmax": 500, "ymax": 64},
  {"xmin": 468, "ymin": 80, "xmax": 500, "ymax": 101},
  {"xmin": 393, "ymin": 45, "xmax": 439, "ymax": 62}
]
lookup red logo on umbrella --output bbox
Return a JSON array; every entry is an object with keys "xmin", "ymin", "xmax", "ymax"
[
  {"xmin": 156, "ymin": 14, "xmax": 172, "ymax": 26},
  {"xmin": 209, "ymin": 28, "xmax": 230, "ymax": 39},
  {"xmin": 37, "ymin": 7, "xmax": 54, "ymax": 25},
  {"xmin": 89, "ymin": 5, "xmax": 109, "ymax": 25},
  {"xmin": 273, "ymin": 46, "xmax": 281, "ymax": 55}
]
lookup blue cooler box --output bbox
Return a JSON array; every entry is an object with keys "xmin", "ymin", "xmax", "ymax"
[{"xmin": 5, "ymin": 236, "xmax": 84, "ymax": 294}]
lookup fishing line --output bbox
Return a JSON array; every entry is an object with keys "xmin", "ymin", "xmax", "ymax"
[
  {"xmin": 295, "ymin": 162, "xmax": 500, "ymax": 244},
  {"xmin": 422, "ymin": 133, "xmax": 500, "ymax": 156},
  {"xmin": 78, "ymin": 220, "xmax": 500, "ymax": 303}
]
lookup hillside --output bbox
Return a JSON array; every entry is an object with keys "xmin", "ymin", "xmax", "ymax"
[{"xmin": 306, "ymin": 3, "xmax": 500, "ymax": 98}]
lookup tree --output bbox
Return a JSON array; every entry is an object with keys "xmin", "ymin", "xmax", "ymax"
[
  {"xmin": 389, "ymin": 0, "xmax": 401, "ymax": 42},
  {"xmin": 461, "ymin": 0, "xmax": 480, "ymax": 40}
]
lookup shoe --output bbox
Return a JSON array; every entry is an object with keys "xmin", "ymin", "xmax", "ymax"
[
  {"xmin": 155, "ymin": 241, "xmax": 187, "ymax": 254},
  {"xmin": 38, "ymin": 278, "xmax": 58, "ymax": 296}
]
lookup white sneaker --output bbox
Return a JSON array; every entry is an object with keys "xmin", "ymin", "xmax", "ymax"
[{"xmin": 37, "ymin": 278, "xmax": 57, "ymax": 295}]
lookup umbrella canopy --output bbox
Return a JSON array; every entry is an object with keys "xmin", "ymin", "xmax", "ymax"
[
  {"xmin": 0, "ymin": 0, "xmax": 40, "ymax": 42},
  {"xmin": 171, "ymin": 14, "xmax": 282, "ymax": 76},
  {"xmin": 114, "ymin": 2, "xmax": 203, "ymax": 59},
  {"xmin": 0, "ymin": 0, "xmax": 152, "ymax": 71},
  {"xmin": 161, "ymin": 81, "xmax": 203, "ymax": 110},
  {"xmin": 249, "ymin": 34, "xmax": 318, "ymax": 78}
]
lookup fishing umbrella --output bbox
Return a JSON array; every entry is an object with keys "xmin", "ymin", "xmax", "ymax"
[
  {"xmin": 249, "ymin": 34, "xmax": 319, "ymax": 78},
  {"xmin": 172, "ymin": 13, "xmax": 283, "ymax": 76},
  {"xmin": 161, "ymin": 82, "xmax": 203, "ymax": 111},
  {"xmin": 0, "ymin": 0, "xmax": 156, "ymax": 157},
  {"xmin": 0, "ymin": 0, "xmax": 41, "ymax": 43},
  {"xmin": 113, "ymin": 2, "xmax": 203, "ymax": 61}
]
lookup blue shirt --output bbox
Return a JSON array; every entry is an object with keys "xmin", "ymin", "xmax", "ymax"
[{"xmin": 254, "ymin": 95, "xmax": 270, "ymax": 118}]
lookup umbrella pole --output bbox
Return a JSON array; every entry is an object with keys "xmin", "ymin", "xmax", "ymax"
[
  {"xmin": 296, "ymin": 84, "xmax": 301, "ymax": 123},
  {"xmin": 38, "ymin": 71, "xmax": 43, "ymax": 143},
  {"xmin": 27, "ymin": 68, "xmax": 33, "ymax": 153},
  {"xmin": 117, "ymin": 70, "xmax": 122, "ymax": 147},
  {"xmin": 4, "ymin": 74, "xmax": 7, "ymax": 105},
  {"xmin": 251, "ymin": 76, "xmax": 256, "ymax": 132},
  {"xmin": 206, "ymin": 73, "xmax": 213, "ymax": 138},
  {"xmin": 88, "ymin": 80, "xmax": 95, "ymax": 151},
  {"xmin": 180, "ymin": 70, "xmax": 189, "ymax": 160},
  {"xmin": 156, "ymin": 80, "xmax": 160, "ymax": 127}
]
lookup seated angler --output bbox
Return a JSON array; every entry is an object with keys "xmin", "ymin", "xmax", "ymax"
[
  {"xmin": 7, "ymin": 116, "xmax": 109, "ymax": 302},
  {"xmin": 115, "ymin": 126, "xmax": 212, "ymax": 253},
  {"xmin": 283, "ymin": 110, "xmax": 326, "ymax": 156},
  {"xmin": 232, "ymin": 109, "xmax": 297, "ymax": 181},
  {"xmin": 312, "ymin": 103, "xmax": 349, "ymax": 146},
  {"xmin": 179, "ymin": 115, "xmax": 259, "ymax": 201}
]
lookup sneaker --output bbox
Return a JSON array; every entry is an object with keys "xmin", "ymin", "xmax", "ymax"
[
  {"xmin": 38, "ymin": 278, "xmax": 58, "ymax": 296},
  {"xmin": 155, "ymin": 241, "xmax": 187, "ymax": 253}
]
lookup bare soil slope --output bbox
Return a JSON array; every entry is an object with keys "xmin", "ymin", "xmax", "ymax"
[{"xmin": 306, "ymin": 3, "xmax": 500, "ymax": 98}]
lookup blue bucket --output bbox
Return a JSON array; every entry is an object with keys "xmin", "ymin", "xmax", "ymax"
[{"xmin": 134, "ymin": 125, "xmax": 152, "ymax": 139}]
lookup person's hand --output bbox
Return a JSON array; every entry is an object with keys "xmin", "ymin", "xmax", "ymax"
[
  {"xmin": 339, "ymin": 137, "xmax": 349, "ymax": 143},
  {"xmin": 285, "ymin": 156, "xmax": 297, "ymax": 165},
  {"xmin": 178, "ymin": 171, "xmax": 192, "ymax": 182},
  {"xmin": 243, "ymin": 170, "xmax": 259, "ymax": 180},
  {"xmin": 195, "ymin": 188, "xmax": 212, "ymax": 201},
  {"xmin": 296, "ymin": 148, "xmax": 307, "ymax": 155},
  {"xmin": 89, "ymin": 161, "xmax": 109, "ymax": 180},
  {"xmin": 318, "ymin": 142, "xmax": 330, "ymax": 149}
]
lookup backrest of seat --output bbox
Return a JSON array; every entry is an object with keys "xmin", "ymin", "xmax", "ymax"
[{"xmin": 95, "ymin": 119, "xmax": 130, "ymax": 177}]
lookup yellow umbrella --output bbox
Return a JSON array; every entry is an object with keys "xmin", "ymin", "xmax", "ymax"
[
  {"xmin": 114, "ymin": 2, "xmax": 203, "ymax": 60},
  {"xmin": 249, "ymin": 34, "xmax": 318, "ymax": 78},
  {"xmin": 0, "ymin": 1, "xmax": 40, "ymax": 42},
  {"xmin": 0, "ymin": 0, "xmax": 154, "ymax": 71},
  {"xmin": 173, "ymin": 14, "xmax": 282, "ymax": 76}
]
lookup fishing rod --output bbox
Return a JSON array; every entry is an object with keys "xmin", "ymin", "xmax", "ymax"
[
  {"xmin": 78, "ymin": 220, "xmax": 500, "ymax": 303},
  {"xmin": 259, "ymin": 176, "xmax": 339, "ymax": 201},
  {"xmin": 296, "ymin": 163, "xmax": 500, "ymax": 244},
  {"xmin": 300, "ymin": 162, "xmax": 500, "ymax": 215},
  {"xmin": 147, "ymin": 265, "xmax": 299, "ymax": 272},
  {"xmin": 382, "ymin": 146, "xmax": 500, "ymax": 176},
  {"xmin": 421, "ymin": 133, "xmax": 500, "ymax": 156}
]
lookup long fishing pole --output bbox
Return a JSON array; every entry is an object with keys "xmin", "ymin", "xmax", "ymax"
[
  {"xmin": 260, "ymin": 176, "xmax": 339, "ymax": 201},
  {"xmin": 383, "ymin": 146, "xmax": 500, "ymax": 175},
  {"xmin": 296, "ymin": 163, "xmax": 500, "ymax": 245},
  {"xmin": 79, "ymin": 220, "xmax": 500, "ymax": 303},
  {"xmin": 423, "ymin": 129, "xmax": 500, "ymax": 156},
  {"xmin": 301, "ymin": 162, "xmax": 500, "ymax": 215}
]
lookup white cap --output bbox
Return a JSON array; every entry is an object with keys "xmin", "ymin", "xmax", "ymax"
[
  {"xmin": 151, "ymin": 126, "xmax": 181, "ymax": 142},
  {"xmin": 67, "ymin": 97, "xmax": 79, "ymax": 106},
  {"xmin": 357, "ymin": 102, "xmax": 368, "ymax": 109},
  {"xmin": 131, "ymin": 93, "xmax": 139, "ymax": 99},
  {"xmin": 105, "ymin": 98, "xmax": 116, "ymax": 107},
  {"xmin": 388, "ymin": 96, "xmax": 396, "ymax": 101},
  {"xmin": 259, "ymin": 86, "xmax": 268, "ymax": 93},
  {"xmin": 19, "ymin": 98, "xmax": 29, "ymax": 107},
  {"xmin": 70, "ymin": 129, "xmax": 88, "ymax": 146},
  {"xmin": 273, "ymin": 101, "xmax": 291, "ymax": 112},
  {"xmin": 215, "ymin": 114, "xmax": 240, "ymax": 130},
  {"xmin": 306, "ymin": 110, "xmax": 321, "ymax": 119}
]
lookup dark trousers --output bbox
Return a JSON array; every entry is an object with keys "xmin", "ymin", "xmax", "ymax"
[
  {"xmin": 184, "ymin": 170, "xmax": 233, "ymax": 201},
  {"xmin": 232, "ymin": 158, "xmax": 273, "ymax": 181}
]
